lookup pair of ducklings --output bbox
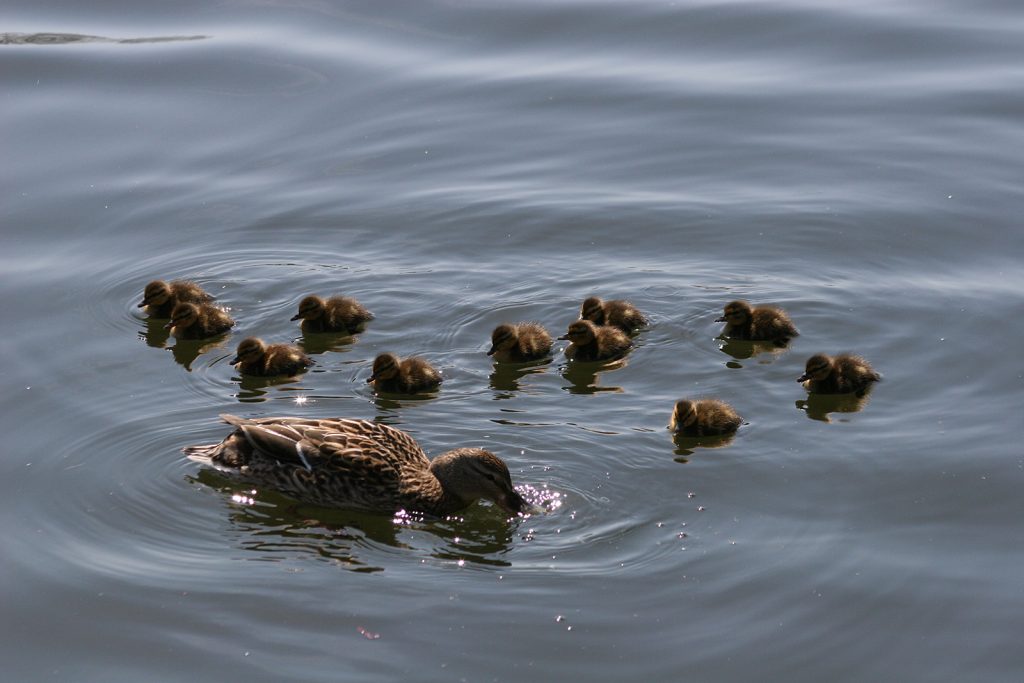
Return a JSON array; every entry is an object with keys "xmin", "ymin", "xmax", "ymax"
[{"xmin": 139, "ymin": 280, "xmax": 235, "ymax": 339}]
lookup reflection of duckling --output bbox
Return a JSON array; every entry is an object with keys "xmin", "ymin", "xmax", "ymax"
[
  {"xmin": 559, "ymin": 320, "xmax": 632, "ymax": 362},
  {"xmin": 669, "ymin": 399, "xmax": 742, "ymax": 436},
  {"xmin": 799, "ymin": 353, "xmax": 880, "ymax": 394},
  {"xmin": 291, "ymin": 295, "xmax": 373, "ymax": 334},
  {"xmin": 716, "ymin": 300, "xmax": 798, "ymax": 344},
  {"xmin": 367, "ymin": 353, "xmax": 442, "ymax": 393},
  {"xmin": 231, "ymin": 337, "xmax": 312, "ymax": 377},
  {"xmin": 138, "ymin": 279, "xmax": 213, "ymax": 318},
  {"xmin": 487, "ymin": 323, "xmax": 553, "ymax": 363},
  {"xmin": 580, "ymin": 296, "xmax": 647, "ymax": 333},
  {"xmin": 165, "ymin": 302, "xmax": 234, "ymax": 339}
]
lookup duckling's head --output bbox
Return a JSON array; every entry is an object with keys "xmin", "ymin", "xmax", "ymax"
[
  {"xmin": 430, "ymin": 448, "xmax": 536, "ymax": 515},
  {"xmin": 487, "ymin": 324, "xmax": 518, "ymax": 356},
  {"xmin": 164, "ymin": 302, "xmax": 199, "ymax": 330},
  {"xmin": 291, "ymin": 295, "xmax": 326, "ymax": 321},
  {"xmin": 558, "ymin": 320, "xmax": 597, "ymax": 344},
  {"xmin": 799, "ymin": 353, "xmax": 833, "ymax": 383},
  {"xmin": 140, "ymin": 280, "xmax": 171, "ymax": 308},
  {"xmin": 716, "ymin": 300, "xmax": 752, "ymax": 324},
  {"xmin": 367, "ymin": 353, "xmax": 400, "ymax": 383},
  {"xmin": 580, "ymin": 296, "xmax": 604, "ymax": 323},
  {"xmin": 669, "ymin": 399, "xmax": 698, "ymax": 431},
  {"xmin": 231, "ymin": 337, "xmax": 267, "ymax": 365}
]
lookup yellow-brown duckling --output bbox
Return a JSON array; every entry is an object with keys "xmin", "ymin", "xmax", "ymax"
[
  {"xmin": 799, "ymin": 353, "xmax": 880, "ymax": 395},
  {"xmin": 367, "ymin": 353, "xmax": 442, "ymax": 394},
  {"xmin": 716, "ymin": 300, "xmax": 798, "ymax": 344},
  {"xmin": 669, "ymin": 399, "xmax": 742, "ymax": 436},
  {"xmin": 580, "ymin": 296, "xmax": 648, "ymax": 333},
  {"xmin": 487, "ymin": 323, "xmax": 553, "ymax": 363},
  {"xmin": 138, "ymin": 279, "xmax": 214, "ymax": 318},
  {"xmin": 291, "ymin": 294, "xmax": 374, "ymax": 334},
  {"xmin": 559, "ymin": 320, "xmax": 632, "ymax": 362},
  {"xmin": 165, "ymin": 302, "xmax": 234, "ymax": 340},
  {"xmin": 231, "ymin": 337, "xmax": 312, "ymax": 377}
]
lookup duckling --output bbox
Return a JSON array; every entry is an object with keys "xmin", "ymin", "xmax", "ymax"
[
  {"xmin": 138, "ymin": 279, "xmax": 213, "ymax": 318},
  {"xmin": 798, "ymin": 353, "xmax": 880, "ymax": 395},
  {"xmin": 164, "ymin": 302, "xmax": 234, "ymax": 339},
  {"xmin": 669, "ymin": 399, "xmax": 742, "ymax": 436},
  {"xmin": 716, "ymin": 300, "xmax": 798, "ymax": 344},
  {"xmin": 487, "ymin": 323, "xmax": 553, "ymax": 363},
  {"xmin": 185, "ymin": 414, "xmax": 537, "ymax": 516},
  {"xmin": 231, "ymin": 337, "xmax": 312, "ymax": 377},
  {"xmin": 291, "ymin": 294, "xmax": 374, "ymax": 334},
  {"xmin": 367, "ymin": 353, "xmax": 442, "ymax": 394},
  {"xmin": 558, "ymin": 320, "xmax": 632, "ymax": 362},
  {"xmin": 580, "ymin": 296, "xmax": 648, "ymax": 333}
]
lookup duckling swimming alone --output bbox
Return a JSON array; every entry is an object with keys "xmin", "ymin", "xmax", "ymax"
[
  {"xmin": 184, "ymin": 414, "xmax": 536, "ymax": 516},
  {"xmin": 799, "ymin": 353, "xmax": 880, "ymax": 395},
  {"xmin": 138, "ymin": 279, "xmax": 213, "ymax": 318},
  {"xmin": 669, "ymin": 399, "xmax": 742, "ymax": 436},
  {"xmin": 580, "ymin": 296, "xmax": 648, "ymax": 333},
  {"xmin": 559, "ymin": 320, "xmax": 632, "ymax": 362},
  {"xmin": 231, "ymin": 337, "xmax": 312, "ymax": 377},
  {"xmin": 367, "ymin": 353, "xmax": 442, "ymax": 394},
  {"xmin": 716, "ymin": 300, "xmax": 798, "ymax": 344},
  {"xmin": 487, "ymin": 323, "xmax": 553, "ymax": 363},
  {"xmin": 291, "ymin": 294, "xmax": 374, "ymax": 334},
  {"xmin": 165, "ymin": 302, "xmax": 234, "ymax": 339}
]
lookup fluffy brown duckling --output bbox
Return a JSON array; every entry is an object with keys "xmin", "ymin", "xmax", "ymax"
[
  {"xmin": 716, "ymin": 300, "xmax": 798, "ymax": 344},
  {"xmin": 231, "ymin": 337, "xmax": 312, "ymax": 377},
  {"xmin": 367, "ymin": 353, "xmax": 442, "ymax": 394},
  {"xmin": 559, "ymin": 320, "xmax": 632, "ymax": 362},
  {"xmin": 799, "ymin": 353, "xmax": 880, "ymax": 395},
  {"xmin": 580, "ymin": 296, "xmax": 648, "ymax": 333},
  {"xmin": 669, "ymin": 399, "xmax": 742, "ymax": 436},
  {"xmin": 165, "ymin": 302, "xmax": 234, "ymax": 339},
  {"xmin": 138, "ymin": 279, "xmax": 213, "ymax": 318},
  {"xmin": 487, "ymin": 323, "xmax": 553, "ymax": 363},
  {"xmin": 291, "ymin": 294, "xmax": 374, "ymax": 334}
]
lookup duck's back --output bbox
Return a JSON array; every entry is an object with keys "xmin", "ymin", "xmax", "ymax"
[
  {"xmin": 603, "ymin": 300, "xmax": 647, "ymax": 333},
  {"xmin": 261, "ymin": 344, "xmax": 311, "ymax": 375},
  {"xmin": 197, "ymin": 305, "xmax": 234, "ymax": 338},
  {"xmin": 511, "ymin": 323, "xmax": 553, "ymax": 361},
  {"xmin": 749, "ymin": 307, "xmax": 798, "ymax": 342},
  {"xmin": 833, "ymin": 354, "xmax": 880, "ymax": 392},
  {"xmin": 325, "ymin": 296, "xmax": 374, "ymax": 332}
]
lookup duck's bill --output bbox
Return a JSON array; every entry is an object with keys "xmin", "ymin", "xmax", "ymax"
[
  {"xmin": 366, "ymin": 374, "xmax": 377, "ymax": 383},
  {"xmin": 289, "ymin": 313, "xmax": 303, "ymax": 321},
  {"xmin": 229, "ymin": 356, "xmax": 241, "ymax": 365},
  {"xmin": 163, "ymin": 321, "xmax": 174, "ymax": 330},
  {"xmin": 486, "ymin": 346, "xmax": 497, "ymax": 356},
  {"xmin": 797, "ymin": 374, "xmax": 810, "ymax": 382},
  {"xmin": 500, "ymin": 490, "xmax": 544, "ymax": 516},
  {"xmin": 714, "ymin": 316, "xmax": 727, "ymax": 322},
  {"xmin": 137, "ymin": 299, "xmax": 149, "ymax": 308},
  {"xmin": 556, "ymin": 334, "xmax": 570, "ymax": 341}
]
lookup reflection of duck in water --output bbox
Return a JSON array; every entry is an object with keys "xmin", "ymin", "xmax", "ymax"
[
  {"xmin": 579, "ymin": 296, "xmax": 647, "ymax": 334},
  {"xmin": 799, "ymin": 353, "xmax": 880, "ymax": 395},
  {"xmin": 716, "ymin": 300, "xmax": 798, "ymax": 345},
  {"xmin": 138, "ymin": 279, "xmax": 213, "ymax": 318},
  {"xmin": 291, "ymin": 295, "xmax": 373, "ymax": 334},
  {"xmin": 487, "ymin": 323, "xmax": 553, "ymax": 363},
  {"xmin": 559, "ymin": 320, "xmax": 632, "ymax": 362},
  {"xmin": 185, "ymin": 414, "xmax": 537, "ymax": 516},
  {"xmin": 165, "ymin": 302, "xmax": 234, "ymax": 339},
  {"xmin": 669, "ymin": 399, "xmax": 742, "ymax": 437},
  {"xmin": 231, "ymin": 337, "xmax": 312, "ymax": 377},
  {"xmin": 367, "ymin": 353, "xmax": 441, "ymax": 394}
]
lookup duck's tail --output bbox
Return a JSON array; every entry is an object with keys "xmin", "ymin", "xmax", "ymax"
[{"xmin": 183, "ymin": 442, "xmax": 220, "ymax": 465}]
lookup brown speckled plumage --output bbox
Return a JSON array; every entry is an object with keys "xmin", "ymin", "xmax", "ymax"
[
  {"xmin": 669, "ymin": 399, "xmax": 742, "ymax": 436},
  {"xmin": 165, "ymin": 302, "xmax": 234, "ymax": 339},
  {"xmin": 367, "ymin": 353, "xmax": 442, "ymax": 394},
  {"xmin": 799, "ymin": 353, "xmax": 880, "ymax": 395},
  {"xmin": 231, "ymin": 337, "xmax": 312, "ymax": 377},
  {"xmin": 487, "ymin": 323, "xmax": 553, "ymax": 363},
  {"xmin": 580, "ymin": 296, "xmax": 647, "ymax": 333},
  {"xmin": 139, "ymin": 279, "xmax": 214, "ymax": 318},
  {"xmin": 716, "ymin": 300, "xmax": 798, "ymax": 344},
  {"xmin": 291, "ymin": 295, "xmax": 374, "ymax": 334},
  {"xmin": 559, "ymin": 320, "xmax": 632, "ymax": 362}
]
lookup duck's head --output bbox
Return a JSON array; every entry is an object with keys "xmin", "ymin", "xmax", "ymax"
[
  {"xmin": 579, "ymin": 296, "xmax": 605, "ymax": 323},
  {"xmin": 716, "ymin": 300, "xmax": 752, "ymax": 324},
  {"xmin": 165, "ymin": 302, "xmax": 199, "ymax": 330},
  {"xmin": 231, "ymin": 337, "xmax": 267, "ymax": 365},
  {"xmin": 367, "ymin": 353, "xmax": 400, "ymax": 383},
  {"xmin": 669, "ymin": 399, "xmax": 698, "ymax": 431},
  {"xmin": 430, "ymin": 448, "xmax": 537, "ymax": 515},
  {"xmin": 139, "ymin": 280, "xmax": 171, "ymax": 308},
  {"xmin": 291, "ymin": 295, "xmax": 325, "ymax": 321},
  {"xmin": 487, "ymin": 324, "xmax": 518, "ymax": 356},
  {"xmin": 558, "ymin": 320, "xmax": 597, "ymax": 344},
  {"xmin": 799, "ymin": 353, "xmax": 833, "ymax": 382}
]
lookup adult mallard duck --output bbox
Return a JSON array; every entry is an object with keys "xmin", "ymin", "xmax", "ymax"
[
  {"xmin": 165, "ymin": 302, "xmax": 234, "ymax": 339},
  {"xmin": 799, "ymin": 353, "xmax": 880, "ymax": 395},
  {"xmin": 716, "ymin": 300, "xmax": 798, "ymax": 344},
  {"xmin": 487, "ymin": 323, "xmax": 553, "ymax": 363},
  {"xmin": 291, "ymin": 294, "xmax": 374, "ymax": 334},
  {"xmin": 559, "ymin": 320, "xmax": 632, "ymax": 362},
  {"xmin": 138, "ymin": 279, "xmax": 214, "ymax": 318},
  {"xmin": 367, "ymin": 353, "xmax": 442, "ymax": 394},
  {"xmin": 579, "ymin": 296, "xmax": 647, "ymax": 334},
  {"xmin": 185, "ymin": 414, "xmax": 536, "ymax": 516},
  {"xmin": 231, "ymin": 337, "xmax": 312, "ymax": 377},
  {"xmin": 669, "ymin": 399, "xmax": 742, "ymax": 436}
]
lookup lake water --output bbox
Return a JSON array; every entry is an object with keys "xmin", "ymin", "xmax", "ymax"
[{"xmin": 4, "ymin": 1, "xmax": 1023, "ymax": 680}]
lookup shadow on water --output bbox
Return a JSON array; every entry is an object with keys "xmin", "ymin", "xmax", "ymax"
[
  {"xmin": 560, "ymin": 358, "xmax": 626, "ymax": 395},
  {"xmin": 139, "ymin": 317, "xmax": 171, "ymax": 348},
  {"xmin": 795, "ymin": 390, "xmax": 874, "ymax": 423},
  {"xmin": 671, "ymin": 430, "xmax": 738, "ymax": 462},
  {"xmin": 488, "ymin": 358, "xmax": 552, "ymax": 397},
  {"xmin": 717, "ymin": 337, "xmax": 791, "ymax": 362},
  {"xmin": 298, "ymin": 331, "xmax": 363, "ymax": 356},
  {"xmin": 0, "ymin": 32, "xmax": 208, "ymax": 45},
  {"xmin": 233, "ymin": 372, "xmax": 310, "ymax": 403},
  {"xmin": 168, "ymin": 335, "xmax": 231, "ymax": 372}
]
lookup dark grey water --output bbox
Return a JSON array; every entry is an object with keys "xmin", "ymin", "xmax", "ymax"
[{"xmin": 4, "ymin": 1, "xmax": 1023, "ymax": 680}]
